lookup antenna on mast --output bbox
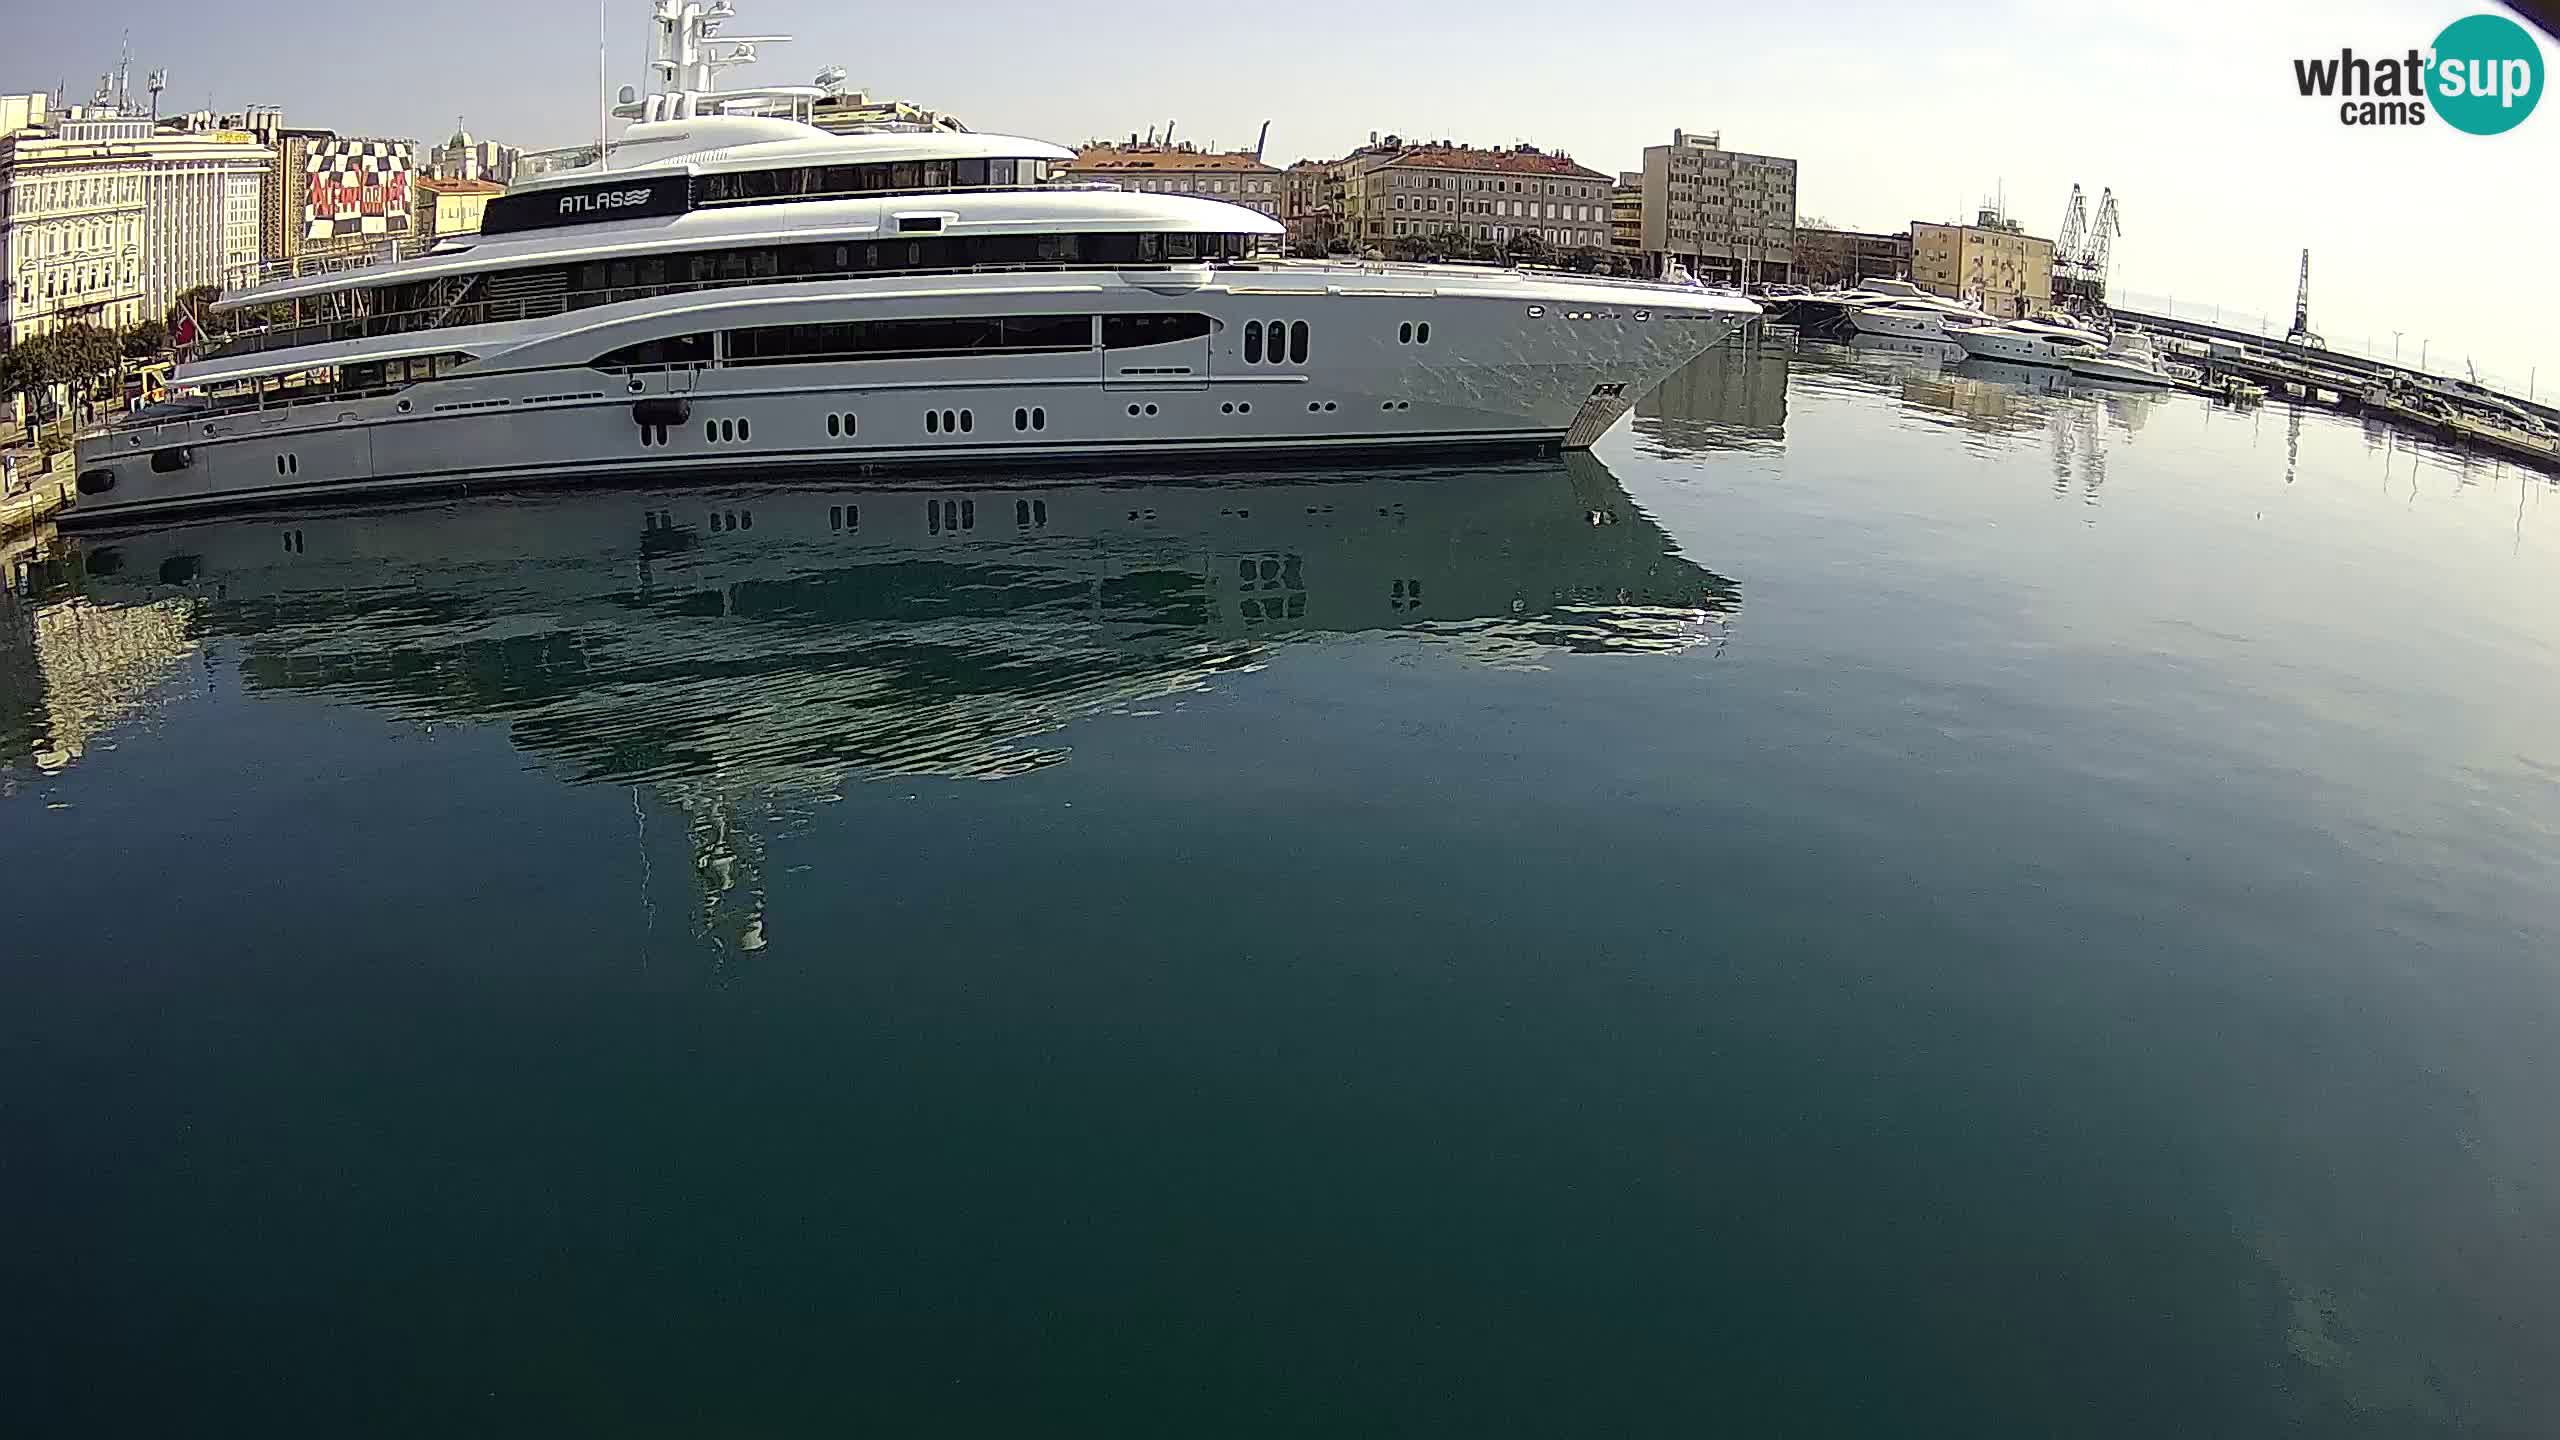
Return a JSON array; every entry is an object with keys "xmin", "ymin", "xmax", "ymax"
[{"xmin": 598, "ymin": 0, "xmax": 611, "ymax": 169}]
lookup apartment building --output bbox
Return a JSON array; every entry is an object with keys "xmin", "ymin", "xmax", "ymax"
[
  {"xmin": 1638, "ymin": 129, "xmax": 1798, "ymax": 285},
  {"xmin": 1288, "ymin": 135, "xmax": 1608, "ymax": 255},
  {"xmin": 1064, "ymin": 141, "xmax": 1281, "ymax": 218}
]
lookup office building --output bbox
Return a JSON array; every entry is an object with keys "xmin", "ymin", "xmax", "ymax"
[
  {"xmin": 1638, "ymin": 129, "xmax": 1797, "ymax": 285},
  {"xmin": 1, "ymin": 106, "xmax": 263, "ymax": 345},
  {"xmin": 1910, "ymin": 207, "xmax": 2054, "ymax": 317}
]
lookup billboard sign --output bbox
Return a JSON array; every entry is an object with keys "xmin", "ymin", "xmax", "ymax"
[{"xmin": 303, "ymin": 139, "xmax": 415, "ymax": 241}]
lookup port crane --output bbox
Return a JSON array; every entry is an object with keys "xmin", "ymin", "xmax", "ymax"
[
  {"xmin": 2052, "ymin": 186, "xmax": 2121, "ymax": 306},
  {"xmin": 2284, "ymin": 249, "xmax": 2325, "ymax": 350}
]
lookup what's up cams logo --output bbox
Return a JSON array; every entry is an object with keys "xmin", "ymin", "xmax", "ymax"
[{"xmin": 2292, "ymin": 12, "xmax": 2545, "ymax": 132}]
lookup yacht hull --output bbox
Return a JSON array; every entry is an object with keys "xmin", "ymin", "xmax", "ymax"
[
  {"xmin": 1954, "ymin": 328, "xmax": 2094, "ymax": 368},
  {"xmin": 71, "ymin": 269, "xmax": 1751, "ymax": 528}
]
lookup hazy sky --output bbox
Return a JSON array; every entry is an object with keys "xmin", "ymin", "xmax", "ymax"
[{"xmin": 14, "ymin": 0, "xmax": 2555, "ymax": 388}]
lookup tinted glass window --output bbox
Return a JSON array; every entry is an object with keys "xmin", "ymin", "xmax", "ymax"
[
  {"xmin": 590, "ymin": 333, "xmax": 712, "ymax": 370},
  {"xmin": 1103, "ymin": 314, "xmax": 1215, "ymax": 348},
  {"xmin": 723, "ymin": 314, "xmax": 1094, "ymax": 365}
]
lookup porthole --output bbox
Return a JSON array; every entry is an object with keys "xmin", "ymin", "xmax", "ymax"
[
  {"xmin": 1128, "ymin": 404, "xmax": 1142, "ymax": 416},
  {"xmin": 827, "ymin": 413, "xmax": 840, "ymax": 437},
  {"xmin": 1266, "ymin": 319, "xmax": 1285, "ymax": 363},
  {"xmin": 1527, "ymin": 304, "xmax": 1545, "ymax": 317},
  {"xmin": 1031, "ymin": 406, "xmax": 1045, "ymax": 430},
  {"xmin": 1244, "ymin": 320, "xmax": 1263, "ymax": 364},
  {"xmin": 927, "ymin": 410, "xmax": 940, "ymax": 433},
  {"xmin": 1415, "ymin": 322, "xmax": 1430, "ymax": 344},
  {"xmin": 1221, "ymin": 402, "xmax": 1233, "ymax": 414},
  {"xmin": 1398, "ymin": 322, "xmax": 1413, "ymax": 344},
  {"xmin": 1289, "ymin": 321, "xmax": 1309, "ymax": 364},
  {"xmin": 720, "ymin": 419, "xmax": 735, "ymax": 442},
  {"xmin": 1015, "ymin": 407, "xmax": 1029, "ymax": 431},
  {"xmin": 706, "ymin": 419, "xmax": 719, "ymax": 441},
  {"xmin": 1143, "ymin": 403, "xmax": 1157, "ymax": 416},
  {"xmin": 737, "ymin": 418, "xmax": 750, "ymax": 442},
  {"xmin": 844, "ymin": 413, "xmax": 857, "ymax": 436},
  {"xmin": 957, "ymin": 409, "xmax": 972, "ymax": 433}
]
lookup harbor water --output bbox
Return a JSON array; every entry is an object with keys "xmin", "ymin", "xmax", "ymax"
[{"xmin": 6, "ymin": 339, "xmax": 2560, "ymax": 1435}]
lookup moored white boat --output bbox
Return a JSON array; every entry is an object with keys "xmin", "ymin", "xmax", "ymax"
[
  {"xmin": 71, "ymin": 1, "xmax": 1755, "ymax": 528},
  {"xmin": 1954, "ymin": 316, "xmax": 2108, "ymax": 368},
  {"xmin": 2068, "ymin": 332, "xmax": 2176, "ymax": 387}
]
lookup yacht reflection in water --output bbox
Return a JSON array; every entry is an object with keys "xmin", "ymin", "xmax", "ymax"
[
  {"xmin": 52, "ymin": 456, "xmax": 1737, "ymax": 952},
  {"xmin": 1632, "ymin": 339, "xmax": 1791, "ymax": 456}
]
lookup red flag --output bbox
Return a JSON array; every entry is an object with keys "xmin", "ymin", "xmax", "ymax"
[{"xmin": 172, "ymin": 303, "xmax": 199, "ymax": 361}]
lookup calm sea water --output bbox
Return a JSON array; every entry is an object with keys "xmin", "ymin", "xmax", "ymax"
[{"xmin": 7, "ymin": 340, "xmax": 2560, "ymax": 1436}]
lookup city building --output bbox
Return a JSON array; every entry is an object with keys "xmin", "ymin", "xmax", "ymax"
[
  {"xmin": 1303, "ymin": 135, "xmax": 1610, "ymax": 255},
  {"xmin": 1, "ymin": 105, "xmax": 264, "ymax": 345},
  {"xmin": 427, "ymin": 126, "xmax": 522, "ymax": 185},
  {"xmin": 0, "ymin": 94, "xmax": 48, "ymax": 139},
  {"xmin": 411, "ymin": 176, "xmax": 504, "ymax": 244},
  {"xmin": 1793, "ymin": 226, "xmax": 1913, "ymax": 288},
  {"xmin": 264, "ymin": 130, "xmax": 418, "ymax": 275},
  {"xmin": 1280, "ymin": 157, "xmax": 1342, "ymax": 253},
  {"xmin": 1910, "ymin": 206, "xmax": 2054, "ymax": 317},
  {"xmin": 1638, "ymin": 129, "xmax": 1798, "ymax": 285},
  {"xmin": 1063, "ymin": 140, "xmax": 1280, "ymax": 219},
  {"xmin": 1610, "ymin": 171, "xmax": 1643, "ymax": 265}
]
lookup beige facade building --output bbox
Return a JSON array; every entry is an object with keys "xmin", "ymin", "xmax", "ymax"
[
  {"xmin": 1286, "ymin": 136, "xmax": 1608, "ymax": 256},
  {"xmin": 1610, "ymin": 171, "xmax": 1643, "ymax": 261},
  {"xmin": 1909, "ymin": 208, "xmax": 2054, "ymax": 317},
  {"xmin": 1638, "ymin": 129, "xmax": 1797, "ymax": 285},
  {"xmin": 1064, "ymin": 141, "xmax": 1280, "ymax": 219},
  {"xmin": 0, "ymin": 107, "xmax": 264, "ymax": 345},
  {"xmin": 412, "ymin": 176, "xmax": 504, "ymax": 244}
]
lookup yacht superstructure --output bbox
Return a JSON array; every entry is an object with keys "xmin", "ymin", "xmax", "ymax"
[
  {"xmin": 1954, "ymin": 316, "xmax": 2108, "ymax": 368},
  {"xmin": 71, "ymin": 1, "xmax": 1755, "ymax": 528}
]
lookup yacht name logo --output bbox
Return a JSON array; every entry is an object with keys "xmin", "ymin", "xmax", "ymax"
[
  {"xmin": 2290, "ymin": 14, "xmax": 2543, "ymax": 132},
  {"xmin": 561, "ymin": 188, "xmax": 659, "ymax": 215}
]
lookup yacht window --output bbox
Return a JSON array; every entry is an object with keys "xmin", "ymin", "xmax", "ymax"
[
  {"xmin": 1288, "ymin": 320, "xmax": 1309, "ymax": 364},
  {"xmin": 1244, "ymin": 321, "xmax": 1263, "ymax": 364},
  {"xmin": 723, "ymin": 313, "xmax": 1094, "ymax": 365},
  {"xmin": 957, "ymin": 158, "xmax": 987, "ymax": 187},
  {"xmin": 1103, "ymin": 314, "xmax": 1215, "ymax": 348},
  {"xmin": 591, "ymin": 333, "xmax": 713, "ymax": 370},
  {"xmin": 1164, "ymin": 233, "xmax": 1198, "ymax": 260},
  {"xmin": 989, "ymin": 159, "xmax": 1017, "ymax": 186},
  {"xmin": 890, "ymin": 163, "xmax": 920, "ymax": 190}
]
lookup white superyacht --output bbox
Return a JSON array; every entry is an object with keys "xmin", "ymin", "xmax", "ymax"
[{"xmin": 70, "ymin": 1, "xmax": 1755, "ymax": 527}]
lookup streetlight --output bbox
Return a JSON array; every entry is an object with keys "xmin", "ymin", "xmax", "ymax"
[
  {"xmin": 2420, "ymin": 338, "xmax": 2429, "ymax": 372},
  {"xmin": 2392, "ymin": 330, "xmax": 2403, "ymax": 363}
]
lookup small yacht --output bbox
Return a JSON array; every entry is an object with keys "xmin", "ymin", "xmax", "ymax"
[
  {"xmin": 2068, "ymin": 331, "xmax": 2176, "ymax": 387},
  {"xmin": 1844, "ymin": 278, "xmax": 1995, "ymax": 341},
  {"xmin": 71, "ymin": 0, "xmax": 1755, "ymax": 527},
  {"xmin": 1954, "ymin": 315, "xmax": 2107, "ymax": 368}
]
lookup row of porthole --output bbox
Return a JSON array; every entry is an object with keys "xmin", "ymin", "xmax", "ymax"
[
  {"xmin": 824, "ymin": 412, "xmax": 859, "ymax": 436},
  {"xmin": 1242, "ymin": 319, "xmax": 1310, "ymax": 365},
  {"xmin": 710, "ymin": 509, "xmax": 753, "ymax": 531},
  {"xmin": 707, "ymin": 417, "xmax": 751, "ymax": 443},
  {"xmin": 1218, "ymin": 402, "xmax": 1253, "ymax": 414},
  {"xmin": 1014, "ymin": 406, "xmax": 1047, "ymax": 432},
  {"xmin": 925, "ymin": 408, "xmax": 973, "ymax": 434},
  {"xmin": 273, "ymin": 453, "xmax": 301, "ymax": 475},
  {"xmin": 1126, "ymin": 403, "xmax": 1159, "ymax": 417},
  {"xmin": 1306, "ymin": 401, "xmax": 1338, "ymax": 412},
  {"xmin": 638, "ymin": 423, "xmax": 673, "ymax": 446},
  {"xmin": 829, "ymin": 504, "xmax": 860, "ymax": 531},
  {"xmin": 926, "ymin": 498, "xmax": 975, "ymax": 534},
  {"xmin": 1396, "ymin": 322, "xmax": 1433, "ymax": 344},
  {"xmin": 1380, "ymin": 400, "xmax": 1410, "ymax": 411}
]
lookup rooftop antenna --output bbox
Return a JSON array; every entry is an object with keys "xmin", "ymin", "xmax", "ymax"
[
  {"xmin": 146, "ymin": 67, "xmax": 166, "ymax": 121},
  {"xmin": 598, "ymin": 0, "xmax": 610, "ymax": 169}
]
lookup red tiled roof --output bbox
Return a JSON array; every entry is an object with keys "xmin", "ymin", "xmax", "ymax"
[
  {"xmin": 1382, "ymin": 145, "xmax": 1606, "ymax": 181},
  {"xmin": 1067, "ymin": 144, "xmax": 1277, "ymax": 174}
]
